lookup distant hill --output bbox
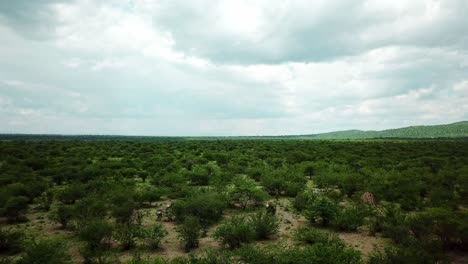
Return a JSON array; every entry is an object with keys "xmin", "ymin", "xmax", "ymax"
[
  {"xmin": 300, "ymin": 121, "xmax": 468, "ymax": 139},
  {"xmin": 1, "ymin": 121, "xmax": 467, "ymax": 141}
]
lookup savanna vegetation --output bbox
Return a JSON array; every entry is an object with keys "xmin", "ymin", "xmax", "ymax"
[{"xmin": 0, "ymin": 139, "xmax": 467, "ymax": 263}]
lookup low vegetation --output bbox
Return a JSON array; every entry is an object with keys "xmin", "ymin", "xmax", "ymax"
[{"xmin": 0, "ymin": 139, "xmax": 466, "ymax": 263}]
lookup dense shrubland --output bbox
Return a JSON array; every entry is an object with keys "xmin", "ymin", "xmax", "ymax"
[{"xmin": 0, "ymin": 139, "xmax": 467, "ymax": 263}]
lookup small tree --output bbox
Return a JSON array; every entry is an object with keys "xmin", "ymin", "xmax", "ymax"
[
  {"xmin": 305, "ymin": 196, "xmax": 338, "ymax": 226},
  {"xmin": 111, "ymin": 201, "xmax": 138, "ymax": 224},
  {"xmin": 176, "ymin": 216, "xmax": 202, "ymax": 252},
  {"xmin": 78, "ymin": 220, "xmax": 113, "ymax": 251},
  {"xmin": 0, "ymin": 228, "xmax": 24, "ymax": 254},
  {"xmin": 49, "ymin": 204, "xmax": 75, "ymax": 229},
  {"xmin": 4, "ymin": 196, "xmax": 29, "ymax": 222},
  {"xmin": 304, "ymin": 164, "xmax": 315, "ymax": 179},
  {"xmin": 225, "ymin": 175, "xmax": 269, "ymax": 210},
  {"xmin": 141, "ymin": 224, "xmax": 168, "ymax": 250},
  {"xmin": 134, "ymin": 186, "xmax": 162, "ymax": 206},
  {"xmin": 248, "ymin": 210, "xmax": 279, "ymax": 240},
  {"xmin": 56, "ymin": 184, "xmax": 86, "ymax": 205},
  {"xmin": 17, "ymin": 238, "xmax": 71, "ymax": 264},
  {"xmin": 294, "ymin": 227, "xmax": 341, "ymax": 245},
  {"xmin": 214, "ymin": 215, "xmax": 254, "ymax": 249},
  {"xmin": 73, "ymin": 196, "xmax": 107, "ymax": 223},
  {"xmin": 33, "ymin": 191, "xmax": 54, "ymax": 212},
  {"xmin": 171, "ymin": 191, "xmax": 226, "ymax": 227},
  {"xmin": 114, "ymin": 224, "xmax": 141, "ymax": 250},
  {"xmin": 333, "ymin": 205, "xmax": 367, "ymax": 231}
]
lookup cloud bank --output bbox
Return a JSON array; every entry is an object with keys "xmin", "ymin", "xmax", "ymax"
[{"xmin": 1, "ymin": 0, "xmax": 467, "ymax": 136}]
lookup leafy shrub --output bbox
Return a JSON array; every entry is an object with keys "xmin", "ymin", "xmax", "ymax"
[
  {"xmin": 225, "ymin": 175, "xmax": 269, "ymax": 210},
  {"xmin": 111, "ymin": 201, "xmax": 138, "ymax": 224},
  {"xmin": 333, "ymin": 206, "xmax": 366, "ymax": 231},
  {"xmin": 115, "ymin": 224, "xmax": 141, "ymax": 250},
  {"xmin": 261, "ymin": 168, "xmax": 307, "ymax": 198},
  {"xmin": 17, "ymin": 238, "xmax": 71, "ymax": 264},
  {"xmin": 127, "ymin": 250, "xmax": 231, "ymax": 264},
  {"xmin": 78, "ymin": 220, "xmax": 113, "ymax": 250},
  {"xmin": 49, "ymin": 204, "xmax": 75, "ymax": 229},
  {"xmin": 406, "ymin": 207, "xmax": 466, "ymax": 250},
  {"xmin": 261, "ymin": 173, "xmax": 287, "ymax": 197},
  {"xmin": 294, "ymin": 227, "xmax": 341, "ymax": 246},
  {"xmin": 172, "ymin": 191, "xmax": 226, "ymax": 227},
  {"xmin": 0, "ymin": 257, "xmax": 13, "ymax": 264},
  {"xmin": 214, "ymin": 215, "xmax": 254, "ymax": 249},
  {"xmin": 248, "ymin": 210, "xmax": 279, "ymax": 239},
  {"xmin": 304, "ymin": 196, "xmax": 338, "ymax": 226},
  {"xmin": 141, "ymin": 224, "xmax": 168, "ymax": 250},
  {"xmin": 134, "ymin": 186, "xmax": 163, "ymax": 206},
  {"xmin": 78, "ymin": 219, "xmax": 116, "ymax": 264},
  {"xmin": 176, "ymin": 216, "xmax": 202, "ymax": 252},
  {"xmin": 235, "ymin": 243, "xmax": 362, "ymax": 264},
  {"xmin": 285, "ymin": 182, "xmax": 304, "ymax": 197},
  {"xmin": 157, "ymin": 173, "xmax": 188, "ymax": 193},
  {"xmin": 126, "ymin": 257, "xmax": 170, "ymax": 264},
  {"xmin": 56, "ymin": 184, "xmax": 86, "ymax": 204},
  {"xmin": 186, "ymin": 164, "xmax": 212, "ymax": 186},
  {"xmin": 80, "ymin": 246, "xmax": 119, "ymax": 264},
  {"xmin": 33, "ymin": 191, "xmax": 54, "ymax": 211},
  {"xmin": 73, "ymin": 197, "xmax": 107, "ymax": 223},
  {"xmin": 459, "ymin": 213, "xmax": 468, "ymax": 251},
  {"xmin": 3, "ymin": 196, "xmax": 28, "ymax": 222},
  {"xmin": 373, "ymin": 203, "xmax": 409, "ymax": 243},
  {"xmin": 293, "ymin": 191, "xmax": 314, "ymax": 211},
  {"xmin": 368, "ymin": 241, "xmax": 447, "ymax": 264},
  {"xmin": 0, "ymin": 228, "xmax": 24, "ymax": 254}
]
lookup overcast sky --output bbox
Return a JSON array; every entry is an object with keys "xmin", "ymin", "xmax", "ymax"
[{"xmin": 1, "ymin": 0, "xmax": 468, "ymax": 136}]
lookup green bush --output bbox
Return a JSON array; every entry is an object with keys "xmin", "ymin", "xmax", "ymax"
[
  {"xmin": 0, "ymin": 228, "xmax": 24, "ymax": 254},
  {"xmin": 33, "ymin": 191, "xmax": 54, "ymax": 212},
  {"xmin": 80, "ymin": 246, "xmax": 119, "ymax": 264},
  {"xmin": 126, "ymin": 249, "xmax": 231, "ymax": 264},
  {"xmin": 17, "ymin": 238, "xmax": 71, "ymax": 264},
  {"xmin": 134, "ymin": 186, "xmax": 163, "ymax": 206},
  {"xmin": 141, "ymin": 224, "xmax": 168, "ymax": 250},
  {"xmin": 126, "ymin": 257, "xmax": 169, "ymax": 264},
  {"xmin": 115, "ymin": 224, "xmax": 141, "ymax": 250},
  {"xmin": 49, "ymin": 204, "xmax": 75, "ymax": 229},
  {"xmin": 459, "ymin": 213, "xmax": 468, "ymax": 251},
  {"xmin": 3, "ymin": 196, "xmax": 28, "ymax": 222},
  {"xmin": 176, "ymin": 216, "xmax": 202, "ymax": 252},
  {"xmin": 172, "ymin": 191, "xmax": 226, "ymax": 227},
  {"xmin": 293, "ymin": 191, "xmax": 315, "ymax": 211},
  {"xmin": 248, "ymin": 210, "xmax": 279, "ymax": 240},
  {"xmin": 78, "ymin": 219, "xmax": 116, "ymax": 264},
  {"xmin": 225, "ymin": 175, "xmax": 269, "ymax": 210},
  {"xmin": 333, "ymin": 206, "xmax": 366, "ymax": 231},
  {"xmin": 78, "ymin": 220, "xmax": 113, "ymax": 250},
  {"xmin": 406, "ymin": 207, "xmax": 466, "ymax": 250},
  {"xmin": 375, "ymin": 203, "xmax": 409, "ymax": 243},
  {"xmin": 111, "ymin": 201, "xmax": 138, "ymax": 224},
  {"xmin": 235, "ymin": 243, "xmax": 362, "ymax": 264},
  {"xmin": 305, "ymin": 196, "xmax": 338, "ymax": 226},
  {"xmin": 294, "ymin": 227, "xmax": 341, "ymax": 246},
  {"xmin": 214, "ymin": 215, "xmax": 255, "ymax": 249},
  {"xmin": 368, "ymin": 241, "xmax": 446, "ymax": 264},
  {"xmin": 56, "ymin": 184, "xmax": 86, "ymax": 204},
  {"xmin": 73, "ymin": 197, "xmax": 107, "ymax": 223}
]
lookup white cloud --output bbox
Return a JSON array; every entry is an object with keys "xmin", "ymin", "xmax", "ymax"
[{"xmin": 0, "ymin": 0, "xmax": 467, "ymax": 135}]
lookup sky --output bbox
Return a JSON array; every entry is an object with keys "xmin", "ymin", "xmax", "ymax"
[{"xmin": 1, "ymin": 0, "xmax": 468, "ymax": 136}]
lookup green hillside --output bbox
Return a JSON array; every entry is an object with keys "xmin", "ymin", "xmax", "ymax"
[{"xmin": 305, "ymin": 121, "xmax": 468, "ymax": 139}]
